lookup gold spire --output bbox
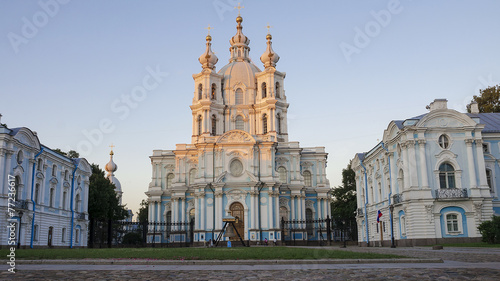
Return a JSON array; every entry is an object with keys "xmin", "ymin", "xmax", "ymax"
[
  {"xmin": 235, "ymin": 3, "xmax": 244, "ymax": 16},
  {"xmin": 205, "ymin": 24, "xmax": 213, "ymax": 36}
]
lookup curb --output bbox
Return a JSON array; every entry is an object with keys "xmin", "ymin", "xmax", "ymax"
[{"xmin": 18, "ymin": 258, "xmax": 443, "ymax": 265}]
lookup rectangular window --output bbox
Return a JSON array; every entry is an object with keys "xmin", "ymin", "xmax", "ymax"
[
  {"xmin": 34, "ymin": 225, "xmax": 38, "ymax": 241},
  {"xmin": 75, "ymin": 229, "xmax": 80, "ymax": 243},
  {"xmin": 62, "ymin": 228, "xmax": 66, "ymax": 242},
  {"xmin": 483, "ymin": 143, "xmax": 490, "ymax": 153},
  {"xmin": 446, "ymin": 214, "xmax": 459, "ymax": 232}
]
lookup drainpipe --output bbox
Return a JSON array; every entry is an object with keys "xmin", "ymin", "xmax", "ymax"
[
  {"xmin": 69, "ymin": 160, "xmax": 78, "ymax": 248},
  {"xmin": 360, "ymin": 158, "xmax": 370, "ymax": 246},
  {"xmin": 381, "ymin": 142, "xmax": 395, "ymax": 247},
  {"xmin": 30, "ymin": 147, "xmax": 44, "ymax": 248}
]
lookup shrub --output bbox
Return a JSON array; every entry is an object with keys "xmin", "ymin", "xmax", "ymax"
[
  {"xmin": 478, "ymin": 216, "xmax": 500, "ymax": 244},
  {"xmin": 121, "ymin": 232, "xmax": 143, "ymax": 245}
]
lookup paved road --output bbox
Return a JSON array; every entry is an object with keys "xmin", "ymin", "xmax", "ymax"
[{"xmin": 1, "ymin": 246, "xmax": 499, "ymax": 280}]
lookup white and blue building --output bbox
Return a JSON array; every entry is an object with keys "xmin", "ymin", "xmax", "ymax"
[
  {"xmin": 146, "ymin": 15, "xmax": 331, "ymax": 245},
  {"xmin": 352, "ymin": 99, "xmax": 498, "ymax": 246},
  {"xmin": 0, "ymin": 117, "xmax": 91, "ymax": 248}
]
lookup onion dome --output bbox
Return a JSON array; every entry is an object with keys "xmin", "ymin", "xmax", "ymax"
[
  {"xmin": 229, "ymin": 16, "xmax": 251, "ymax": 63},
  {"xmin": 198, "ymin": 34, "xmax": 218, "ymax": 70},
  {"xmin": 105, "ymin": 149, "xmax": 117, "ymax": 174},
  {"xmin": 260, "ymin": 33, "xmax": 280, "ymax": 69}
]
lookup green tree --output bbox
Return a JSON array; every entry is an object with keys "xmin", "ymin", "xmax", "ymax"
[
  {"xmin": 88, "ymin": 164, "xmax": 128, "ymax": 221},
  {"xmin": 52, "ymin": 149, "xmax": 80, "ymax": 158},
  {"xmin": 468, "ymin": 85, "xmax": 500, "ymax": 113},
  {"xmin": 331, "ymin": 162, "xmax": 357, "ymax": 240},
  {"xmin": 137, "ymin": 199, "xmax": 149, "ymax": 223},
  {"xmin": 478, "ymin": 216, "xmax": 500, "ymax": 244}
]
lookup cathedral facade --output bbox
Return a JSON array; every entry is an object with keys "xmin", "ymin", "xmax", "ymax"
[
  {"xmin": 146, "ymin": 15, "xmax": 330, "ymax": 244},
  {"xmin": 352, "ymin": 99, "xmax": 498, "ymax": 246}
]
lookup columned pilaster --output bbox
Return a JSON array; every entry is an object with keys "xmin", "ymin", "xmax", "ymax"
[
  {"xmin": 418, "ymin": 140, "xmax": 428, "ymax": 188},
  {"xmin": 401, "ymin": 143, "xmax": 410, "ymax": 190},
  {"xmin": 475, "ymin": 139, "xmax": 489, "ymax": 189},
  {"xmin": 466, "ymin": 139, "xmax": 477, "ymax": 189},
  {"xmin": 407, "ymin": 140, "xmax": 418, "ymax": 188}
]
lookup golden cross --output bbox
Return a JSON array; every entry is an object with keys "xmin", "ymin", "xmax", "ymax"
[
  {"xmin": 266, "ymin": 23, "xmax": 272, "ymax": 34},
  {"xmin": 205, "ymin": 24, "xmax": 213, "ymax": 35},
  {"xmin": 235, "ymin": 3, "xmax": 244, "ymax": 15},
  {"xmin": 109, "ymin": 143, "xmax": 115, "ymax": 150}
]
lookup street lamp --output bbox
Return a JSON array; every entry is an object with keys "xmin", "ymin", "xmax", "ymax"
[
  {"xmin": 17, "ymin": 211, "xmax": 23, "ymax": 249},
  {"xmin": 389, "ymin": 204, "xmax": 396, "ymax": 248}
]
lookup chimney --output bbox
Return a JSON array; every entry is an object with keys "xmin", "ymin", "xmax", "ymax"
[
  {"xmin": 428, "ymin": 99, "xmax": 448, "ymax": 111},
  {"xmin": 469, "ymin": 101, "xmax": 479, "ymax": 114}
]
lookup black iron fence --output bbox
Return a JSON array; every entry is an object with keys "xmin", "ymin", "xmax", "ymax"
[
  {"xmin": 280, "ymin": 216, "xmax": 355, "ymax": 246},
  {"xmin": 88, "ymin": 219, "xmax": 194, "ymax": 248}
]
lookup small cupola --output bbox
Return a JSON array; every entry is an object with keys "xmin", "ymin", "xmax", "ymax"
[
  {"xmin": 198, "ymin": 27, "xmax": 218, "ymax": 70},
  {"xmin": 260, "ymin": 32, "xmax": 280, "ymax": 69}
]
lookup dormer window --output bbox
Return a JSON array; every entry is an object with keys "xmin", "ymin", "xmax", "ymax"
[{"xmin": 438, "ymin": 134, "xmax": 449, "ymax": 149}]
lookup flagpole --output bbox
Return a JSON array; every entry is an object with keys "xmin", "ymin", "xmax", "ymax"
[{"xmin": 379, "ymin": 222, "xmax": 383, "ymax": 247}]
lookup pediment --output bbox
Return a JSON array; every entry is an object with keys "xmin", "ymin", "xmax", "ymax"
[{"xmin": 217, "ymin": 130, "xmax": 255, "ymax": 144}]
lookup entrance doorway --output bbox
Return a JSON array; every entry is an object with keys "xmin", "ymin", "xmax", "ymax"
[
  {"xmin": 229, "ymin": 202, "xmax": 244, "ymax": 240},
  {"xmin": 48, "ymin": 226, "xmax": 53, "ymax": 247}
]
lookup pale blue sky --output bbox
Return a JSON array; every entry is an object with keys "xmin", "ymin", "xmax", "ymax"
[{"xmin": 1, "ymin": 0, "xmax": 499, "ymax": 216}]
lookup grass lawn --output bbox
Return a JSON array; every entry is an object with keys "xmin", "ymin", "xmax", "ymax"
[
  {"xmin": 1, "ymin": 247, "xmax": 402, "ymax": 260},
  {"xmin": 430, "ymin": 242, "xmax": 500, "ymax": 248}
]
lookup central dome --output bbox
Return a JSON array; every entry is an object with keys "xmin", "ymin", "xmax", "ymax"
[{"xmin": 218, "ymin": 60, "xmax": 261, "ymax": 89}]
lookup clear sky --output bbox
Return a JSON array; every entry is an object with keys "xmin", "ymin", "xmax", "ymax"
[{"xmin": 1, "ymin": 0, "xmax": 499, "ymax": 218}]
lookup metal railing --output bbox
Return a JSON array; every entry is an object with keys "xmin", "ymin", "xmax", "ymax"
[
  {"xmin": 12, "ymin": 200, "xmax": 28, "ymax": 209},
  {"xmin": 435, "ymin": 188, "xmax": 468, "ymax": 199}
]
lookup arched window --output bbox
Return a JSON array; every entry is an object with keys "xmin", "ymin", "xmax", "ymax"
[
  {"xmin": 64, "ymin": 170, "xmax": 68, "ymax": 181},
  {"xmin": 17, "ymin": 150, "xmax": 23, "ymax": 164},
  {"xmin": 14, "ymin": 176, "xmax": 21, "ymax": 201},
  {"xmin": 211, "ymin": 115, "xmax": 217, "ymax": 136},
  {"xmin": 486, "ymin": 169, "xmax": 494, "ymax": 193},
  {"xmin": 75, "ymin": 193, "xmax": 81, "ymax": 212},
  {"xmin": 280, "ymin": 206, "xmax": 288, "ymax": 221},
  {"xmin": 262, "ymin": 114, "xmax": 268, "ymax": 134},
  {"xmin": 439, "ymin": 134, "xmax": 450, "ymax": 149},
  {"xmin": 189, "ymin": 208, "xmax": 195, "ymax": 224},
  {"xmin": 446, "ymin": 213, "xmax": 459, "ymax": 232},
  {"xmin": 189, "ymin": 169, "xmax": 197, "ymax": 186},
  {"xmin": 34, "ymin": 183, "xmax": 40, "ymax": 203},
  {"xmin": 49, "ymin": 187, "xmax": 55, "ymax": 207},
  {"xmin": 262, "ymin": 82, "xmax": 267, "ymax": 98},
  {"xmin": 235, "ymin": 115, "xmax": 244, "ymax": 131},
  {"xmin": 235, "ymin": 88, "xmax": 243, "ymax": 104},
  {"xmin": 398, "ymin": 169, "xmax": 404, "ymax": 190},
  {"xmin": 278, "ymin": 166, "xmax": 287, "ymax": 183},
  {"xmin": 166, "ymin": 173, "xmax": 174, "ymax": 189},
  {"xmin": 63, "ymin": 190, "xmax": 67, "ymax": 210},
  {"xmin": 400, "ymin": 215, "xmax": 406, "ymax": 236},
  {"xmin": 198, "ymin": 84, "xmax": 203, "ymax": 100},
  {"xmin": 52, "ymin": 164, "xmax": 57, "ymax": 177},
  {"xmin": 276, "ymin": 113, "xmax": 281, "ymax": 134},
  {"xmin": 439, "ymin": 163, "xmax": 455, "ymax": 189},
  {"xmin": 303, "ymin": 170, "xmax": 312, "ymax": 186},
  {"xmin": 37, "ymin": 158, "xmax": 43, "ymax": 171},
  {"xmin": 166, "ymin": 211, "xmax": 172, "ymax": 232},
  {"xmin": 211, "ymin": 83, "xmax": 216, "ymax": 100},
  {"xmin": 306, "ymin": 209, "xmax": 313, "ymax": 236},
  {"xmin": 197, "ymin": 115, "xmax": 202, "ymax": 135},
  {"xmin": 275, "ymin": 82, "xmax": 280, "ymax": 98}
]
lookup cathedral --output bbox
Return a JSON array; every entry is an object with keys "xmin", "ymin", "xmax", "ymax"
[{"xmin": 146, "ymin": 14, "xmax": 331, "ymax": 244}]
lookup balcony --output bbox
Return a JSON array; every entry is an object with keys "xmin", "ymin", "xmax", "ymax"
[
  {"xmin": 392, "ymin": 193, "xmax": 404, "ymax": 204},
  {"xmin": 76, "ymin": 213, "xmax": 86, "ymax": 220},
  {"xmin": 357, "ymin": 208, "xmax": 364, "ymax": 216},
  {"xmin": 435, "ymin": 188, "xmax": 468, "ymax": 199},
  {"xmin": 12, "ymin": 200, "xmax": 28, "ymax": 210}
]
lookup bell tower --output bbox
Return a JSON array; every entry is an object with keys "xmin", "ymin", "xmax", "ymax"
[
  {"xmin": 256, "ymin": 28, "xmax": 289, "ymax": 142},
  {"xmin": 191, "ymin": 26, "xmax": 224, "ymax": 143}
]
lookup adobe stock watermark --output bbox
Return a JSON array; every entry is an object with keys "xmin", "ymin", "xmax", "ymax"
[
  {"xmin": 65, "ymin": 65, "xmax": 169, "ymax": 156},
  {"xmin": 339, "ymin": 0, "xmax": 404, "ymax": 63},
  {"xmin": 6, "ymin": 174, "xmax": 18, "ymax": 273},
  {"xmin": 213, "ymin": 0, "xmax": 243, "ymax": 21},
  {"xmin": 7, "ymin": 0, "xmax": 71, "ymax": 54}
]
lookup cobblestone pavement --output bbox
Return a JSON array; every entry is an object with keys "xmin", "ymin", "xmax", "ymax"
[{"xmin": 1, "ymin": 246, "xmax": 499, "ymax": 280}]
